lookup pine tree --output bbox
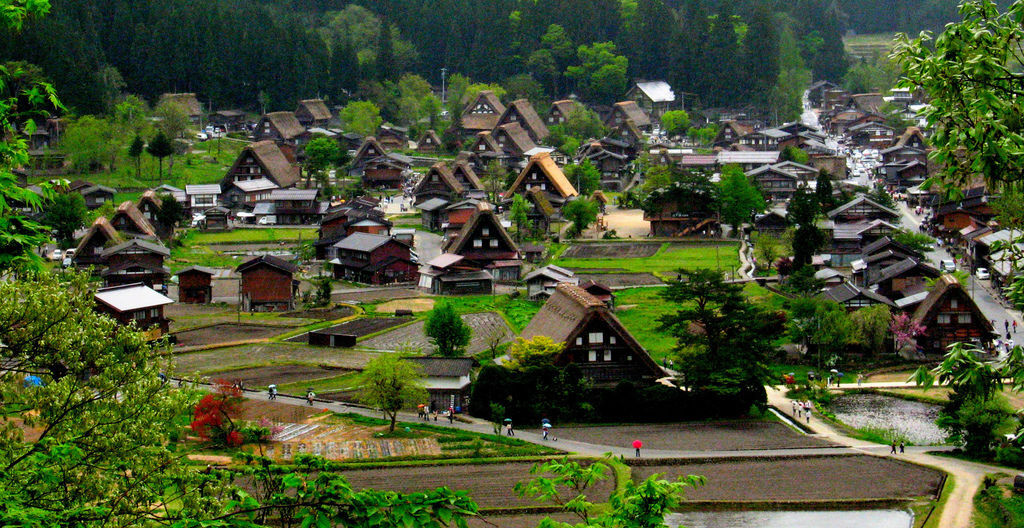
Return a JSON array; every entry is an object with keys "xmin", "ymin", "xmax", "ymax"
[
  {"xmin": 146, "ymin": 131, "xmax": 173, "ymax": 184},
  {"xmin": 376, "ymin": 20, "xmax": 396, "ymax": 81},
  {"xmin": 128, "ymin": 135, "xmax": 144, "ymax": 181}
]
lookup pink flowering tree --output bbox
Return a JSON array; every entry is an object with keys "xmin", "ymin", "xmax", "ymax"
[{"xmin": 890, "ymin": 312, "xmax": 925, "ymax": 351}]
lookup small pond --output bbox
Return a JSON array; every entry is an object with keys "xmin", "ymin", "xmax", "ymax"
[
  {"xmin": 666, "ymin": 509, "xmax": 912, "ymax": 528},
  {"xmin": 829, "ymin": 393, "xmax": 945, "ymax": 445}
]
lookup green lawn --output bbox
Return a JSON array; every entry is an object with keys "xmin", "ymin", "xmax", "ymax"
[
  {"xmin": 35, "ymin": 138, "xmax": 244, "ymax": 190},
  {"xmin": 169, "ymin": 244, "xmax": 244, "ymax": 273},
  {"xmin": 188, "ymin": 228, "xmax": 315, "ymax": 244},
  {"xmin": 277, "ymin": 371, "xmax": 362, "ymax": 394},
  {"xmin": 553, "ymin": 242, "xmax": 740, "ymax": 277},
  {"xmin": 973, "ymin": 479, "xmax": 1024, "ymax": 528},
  {"xmin": 362, "ymin": 293, "xmax": 544, "ymax": 333}
]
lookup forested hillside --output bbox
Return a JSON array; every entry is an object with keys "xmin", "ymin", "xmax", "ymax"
[{"xmin": 0, "ymin": 0, "xmax": 860, "ymax": 117}]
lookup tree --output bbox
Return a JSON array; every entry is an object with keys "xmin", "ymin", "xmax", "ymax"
[
  {"xmin": 564, "ymin": 160, "xmax": 601, "ymax": 196},
  {"xmin": 561, "ymin": 106, "xmax": 608, "ymax": 141},
  {"xmin": 509, "ymin": 193, "xmax": 532, "ymax": 241},
  {"xmin": 424, "ymin": 301, "xmax": 471, "ymax": 357},
  {"xmin": 358, "ymin": 353, "xmax": 427, "ymax": 432},
  {"xmin": 786, "ymin": 264, "xmax": 825, "ymax": 295},
  {"xmin": 770, "ymin": 18, "xmax": 812, "ymax": 123},
  {"xmin": 304, "ymin": 136, "xmax": 342, "ymax": 188},
  {"xmin": 893, "ymin": 229, "xmax": 935, "ymax": 253},
  {"xmin": 154, "ymin": 192, "xmax": 184, "ymax": 232},
  {"xmin": 191, "ymin": 379, "xmax": 245, "ymax": 447},
  {"xmin": 893, "ymin": 0, "xmax": 1024, "ymax": 190},
  {"xmin": 483, "ymin": 160, "xmax": 509, "ymax": 202},
  {"xmin": 113, "ymin": 94, "xmax": 149, "ymax": 134},
  {"xmin": 890, "ymin": 312, "xmax": 926, "ymax": 351},
  {"xmin": 660, "ymin": 268, "xmax": 786, "ymax": 406},
  {"xmin": 871, "ymin": 184, "xmax": 897, "ymax": 209},
  {"xmin": 754, "ymin": 232, "xmax": 788, "ymax": 272},
  {"xmin": 815, "ymin": 171, "xmax": 835, "ymax": 212},
  {"xmin": 146, "ymin": 130, "xmax": 173, "ymax": 183},
  {"xmin": 502, "ymin": 73, "xmax": 545, "ymax": 108},
  {"xmin": 62, "ymin": 115, "xmax": 119, "ymax": 172},
  {"xmin": 788, "ymin": 297, "xmax": 854, "ymax": 369},
  {"xmin": 153, "ymin": 99, "xmax": 190, "ymax": 140},
  {"xmin": 780, "ymin": 145, "xmax": 810, "ymax": 164},
  {"xmin": 788, "ymin": 187, "xmax": 824, "ymax": 267},
  {"xmin": 127, "ymin": 134, "xmax": 144, "ymax": 180},
  {"xmin": 565, "ymin": 42, "xmax": 628, "ymax": 104},
  {"xmin": 505, "ymin": 336, "xmax": 565, "ymax": 370},
  {"xmin": 717, "ymin": 165, "xmax": 765, "ymax": 234},
  {"xmin": 562, "ymin": 198, "xmax": 599, "ymax": 238},
  {"xmin": 849, "ymin": 304, "xmax": 892, "ymax": 354},
  {"xmin": 42, "ymin": 191, "xmax": 86, "ymax": 247},
  {"xmin": 340, "ymin": 100, "xmax": 383, "ymax": 137},
  {"xmin": 660, "ymin": 110, "xmax": 690, "ymax": 135}
]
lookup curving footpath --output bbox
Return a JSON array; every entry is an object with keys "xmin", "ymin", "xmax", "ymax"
[{"xmin": 228, "ymin": 384, "xmax": 1009, "ymax": 528}]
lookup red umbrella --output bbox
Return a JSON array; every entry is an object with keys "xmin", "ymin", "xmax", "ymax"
[{"xmin": 632, "ymin": 440, "xmax": 643, "ymax": 449}]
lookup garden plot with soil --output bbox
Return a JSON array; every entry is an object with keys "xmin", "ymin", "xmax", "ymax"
[
  {"xmin": 172, "ymin": 323, "xmax": 292, "ymax": 348},
  {"xmin": 338, "ymin": 462, "xmax": 616, "ymax": 509},
  {"xmin": 282, "ymin": 305, "xmax": 356, "ymax": 321},
  {"xmin": 332, "ymin": 287, "xmax": 424, "ymax": 303},
  {"xmin": 632, "ymin": 455, "xmax": 943, "ymax": 501},
  {"xmin": 561, "ymin": 243, "xmax": 661, "ymax": 259},
  {"xmin": 284, "ymin": 317, "xmax": 414, "ymax": 343},
  {"xmin": 551, "ymin": 422, "xmax": 834, "ymax": 452},
  {"xmin": 198, "ymin": 364, "xmax": 354, "ymax": 388},
  {"xmin": 576, "ymin": 272, "xmax": 664, "ymax": 288},
  {"xmin": 359, "ymin": 312, "xmax": 513, "ymax": 354},
  {"xmin": 173, "ymin": 342, "xmax": 384, "ymax": 375}
]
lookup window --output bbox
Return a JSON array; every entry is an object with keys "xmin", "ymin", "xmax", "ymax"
[
  {"xmin": 588, "ymin": 350, "xmax": 597, "ymax": 362},
  {"xmin": 150, "ymin": 308, "xmax": 160, "ymax": 318},
  {"xmin": 490, "ymin": 239, "xmax": 498, "ymax": 247},
  {"xmin": 603, "ymin": 350, "xmax": 612, "ymax": 361},
  {"xmin": 482, "ymin": 227, "xmax": 490, "ymax": 236},
  {"xmin": 134, "ymin": 311, "xmax": 146, "ymax": 320},
  {"xmin": 588, "ymin": 332, "xmax": 603, "ymax": 344},
  {"xmin": 473, "ymin": 239, "xmax": 483, "ymax": 248},
  {"xmin": 958, "ymin": 314, "xmax": 971, "ymax": 324},
  {"xmin": 937, "ymin": 314, "xmax": 952, "ymax": 324},
  {"xmin": 950, "ymin": 299, "xmax": 958, "ymax": 309},
  {"xmin": 576, "ymin": 337, "xmax": 583, "ymax": 345},
  {"xmin": 610, "ymin": 336, "xmax": 617, "ymax": 345}
]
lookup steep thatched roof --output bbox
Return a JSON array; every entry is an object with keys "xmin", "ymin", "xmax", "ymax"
[
  {"xmin": 497, "ymin": 99, "xmax": 549, "ymax": 141},
  {"xmin": 495, "ymin": 122, "xmax": 537, "ymax": 155},
  {"xmin": 452, "ymin": 161, "xmax": 483, "ymax": 191},
  {"xmin": 912, "ymin": 274, "xmax": 993, "ymax": 333},
  {"xmin": 74, "ymin": 216, "xmax": 122, "ymax": 255},
  {"xmin": 414, "ymin": 162, "xmax": 464, "ymax": 195},
  {"xmin": 460, "ymin": 90, "xmax": 506, "ymax": 131},
  {"xmin": 263, "ymin": 111, "xmax": 305, "ymax": 140},
  {"xmin": 112, "ymin": 201, "xmax": 157, "ymax": 237},
  {"xmin": 296, "ymin": 99, "xmax": 331, "ymax": 121},
  {"xmin": 159, "ymin": 93, "xmax": 201, "ymax": 116},
  {"xmin": 507, "ymin": 152, "xmax": 578, "ymax": 199},
  {"xmin": 611, "ymin": 101, "xmax": 651, "ymax": 127},
  {"xmin": 229, "ymin": 140, "xmax": 300, "ymax": 188},
  {"xmin": 443, "ymin": 204, "xmax": 518, "ymax": 256}
]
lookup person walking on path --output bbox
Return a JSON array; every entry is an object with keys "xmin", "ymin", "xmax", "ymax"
[
  {"xmin": 448, "ymin": 407, "xmax": 455, "ymax": 424},
  {"xmin": 306, "ymin": 390, "xmax": 315, "ymax": 406},
  {"xmin": 1014, "ymin": 320, "xmax": 1018, "ymax": 333},
  {"xmin": 633, "ymin": 439, "xmax": 642, "ymax": 458},
  {"xmin": 899, "ymin": 441, "xmax": 905, "ymax": 453},
  {"xmin": 890, "ymin": 441, "xmax": 897, "ymax": 454},
  {"xmin": 1006, "ymin": 320, "xmax": 1010, "ymax": 334}
]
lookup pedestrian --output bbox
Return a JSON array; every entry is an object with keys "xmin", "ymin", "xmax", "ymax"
[
  {"xmin": 791, "ymin": 400, "xmax": 797, "ymax": 415},
  {"xmin": 306, "ymin": 390, "xmax": 315, "ymax": 406},
  {"xmin": 542, "ymin": 427, "xmax": 549, "ymax": 440},
  {"xmin": 633, "ymin": 439, "xmax": 642, "ymax": 458},
  {"xmin": 857, "ymin": 373, "xmax": 863, "ymax": 386},
  {"xmin": 1015, "ymin": 320, "xmax": 1018, "ymax": 333},
  {"xmin": 433, "ymin": 409, "xmax": 438, "ymax": 421},
  {"xmin": 505, "ymin": 423, "xmax": 513, "ymax": 436},
  {"xmin": 899, "ymin": 441, "xmax": 905, "ymax": 454},
  {"xmin": 1010, "ymin": 339, "xmax": 1016, "ymax": 351},
  {"xmin": 890, "ymin": 441, "xmax": 897, "ymax": 454}
]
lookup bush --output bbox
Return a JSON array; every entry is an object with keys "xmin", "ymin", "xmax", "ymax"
[{"xmin": 995, "ymin": 445, "xmax": 1024, "ymax": 469}]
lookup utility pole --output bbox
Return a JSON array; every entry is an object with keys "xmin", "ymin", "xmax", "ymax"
[{"xmin": 440, "ymin": 67, "xmax": 449, "ymax": 106}]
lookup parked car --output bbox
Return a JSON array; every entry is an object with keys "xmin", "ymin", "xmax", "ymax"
[
  {"xmin": 257, "ymin": 215, "xmax": 276, "ymax": 225},
  {"xmin": 195, "ymin": 132, "xmax": 209, "ymax": 141},
  {"xmin": 940, "ymin": 259, "xmax": 956, "ymax": 272},
  {"xmin": 50, "ymin": 248, "xmax": 62, "ymax": 261},
  {"xmin": 976, "ymin": 268, "xmax": 990, "ymax": 280}
]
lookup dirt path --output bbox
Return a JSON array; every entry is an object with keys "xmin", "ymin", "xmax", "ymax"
[{"xmin": 766, "ymin": 386, "xmax": 1006, "ymax": 528}]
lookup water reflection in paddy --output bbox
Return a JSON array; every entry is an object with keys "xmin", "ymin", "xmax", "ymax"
[{"xmin": 829, "ymin": 392, "xmax": 945, "ymax": 445}]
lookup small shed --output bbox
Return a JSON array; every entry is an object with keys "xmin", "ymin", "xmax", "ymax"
[
  {"xmin": 176, "ymin": 266, "xmax": 216, "ymax": 304},
  {"xmin": 203, "ymin": 206, "xmax": 231, "ymax": 231},
  {"xmin": 405, "ymin": 357, "xmax": 474, "ymax": 411},
  {"xmin": 392, "ymin": 228, "xmax": 416, "ymax": 246},
  {"xmin": 308, "ymin": 329, "xmax": 357, "ymax": 347},
  {"xmin": 520, "ymin": 243, "xmax": 545, "ymax": 263}
]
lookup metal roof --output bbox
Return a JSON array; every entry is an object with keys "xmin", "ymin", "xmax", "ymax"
[
  {"xmin": 185, "ymin": 184, "xmax": 221, "ymax": 195},
  {"xmin": 95, "ymin": 283, "xmax": 173, "ymax": 312},
  {"xmin": 417, "ymin": 197, "xmax": 450, "ymax": 211},
  {"xmin": 332, "ymin": 232, "xmax": 393, "ymax": 252},
  {"xmin": 269, "ymin": 189, "xmax": 318, "ymax": 201},
  {"xmin": 717, "ymin": 151, "xmax": 781, "ymax": 164},
  {"xmin": 427, "ymin": 253, "xmax": 464, "ymax": 269},
  {"xmin": 634, "ymin": 81, "xmax": 676, "ymax": 103},
  {"xmin": 234, "ymin": 178, "xmax": 279, "ymax": 192}
]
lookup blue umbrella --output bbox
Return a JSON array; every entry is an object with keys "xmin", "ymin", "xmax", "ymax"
[
  {"xmin": 541, "ymin": 418, "xmax": 551, "ymax": 424},
  {"xmin": 23, "ymin": 375, "xmax": 43, "ymax": 387}
]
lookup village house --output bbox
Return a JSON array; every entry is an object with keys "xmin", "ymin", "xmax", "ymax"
[
  {"xmin": 314, "ymin": 205, "xmax": 391, "ymax": 260},
  {"xmin": 933, "ymin": 187, "xmax": 996, "ymax": 235},
  {"xmin": 713, "ymin": 120, "xmax": 755, "ymax": 148},
  {"xmin": 495, "ymin": 99, "xmax": 550, "ymax": 143},
  {"xmin": 442, "ymin": 204, "xmax": 521, "ymax": 281},
  {"xmin": 576, "ymin": 140, "xmax": 631, "ymax": 191},
  {"xmin": 175, "ymin": 266, "xmax": 215, "ymax": 304},
  {"xmin": 328, "ymin": 232, "xmax": 418, "ymax": 285},
  {"xmin": 219, "ymin": 140, "xmax": 300, "ymax": 208},
  {"xmin": 253, "ymin": 189, "xmax": 322, "ymax": 225},
  {"xmin": 747, "ymin": 165, "xmax": 799, "ymax": 202},
  {"xmin": 362, "ymin": 153, "xmax": 412, "ymax": 189},
  {"xmin": 377, "ymin": 124, "xmax": 409, "ymax": 149},
  {"xmin": 418, "ymin": 253, "xmax": 494, "ymax": 295},
  {"xmin": 827, "ymin": 195, "xmax": 901, "ymax": 224},
  {"xmin": 891, "ymin": 126, "xmax": 928, "ymax": 150},
  {"xmin": 821, "ymin": 282, "xmax": 895, "ymax": 310},
  {"xmin": 350, "ymin": 136, "xmax": 389, "ymax": 173},
  {"xmin": 753, "ymin": 210, "xmax": 789, "ymax": 236},
  {"xmin": 456, "ymin": 90, "xmax": 506, "ymax": 139},
  {"xmin": 520, "ymin": 283, "xmax": 665, "ymax": 384},
  {"xmin": 416, "ymin": 129, "xmax": 442, "ymax": 152},
  {"xmin": 294, "ymin": 99, "xmax": 332, "ymax": 129},
  {"xmin": 807, "ymin": 80, "xmax": 840, "ymax": 109},
  {"xmin": 851, "ymin": 236, "xmax": 926, "ymax": 285},
  {"xmin": 185, "ymin": 184, "xmax": 222, "ymax": 215},
  {"xmin": 848, "ymin": 121, "xmax": 896, "ymax": 148},
  {"xmin": 504, "ymin": 152, "xmax": 579, "ymax": 210},
  {"xmin": 417, "ymin": 197, "xmax": 450, "ymax": 232},
  {"xmin": 643, "ymin": 181, "xmax": 720, "ymax": 238},
  {"xmin": 73, "ymin": 216, "xmax": 123, "ymax": 269},
  {"xmin": 236, "ymin": 255, "xmax": 298, "ymax": 312},
  {"xmin": 94, "ymin": 282, "xmax": 174, "ymax": 340},
  {"xmin": 881, "ymin": 160, "xmax": 928, "ymax": 191},
  {"xmin": 413, "ymin": 163, "xmax": 467, "ymax": 205},
  {"xmin": 68, "ymin": 180, "xmax": 115, "ymax": 210},
  {"xmin": 405, "ymin": 357, "xmax": 474, "ymax": 411},
  {"xmin": 201, "ymin": 206, "xmax": 231, "ymax": 231},
  {"xmin": 524, "ymin": 265, "xmax": 578, "ymax": 299},
  {"xmin": 547, "ymin": 99, "xmax": 582, "ymax": 126},
  {"xmin": 255, "ymin": 111, "xmax": 308, "ymax": 148},
  {"xmin": 111, "ymin": 201, "xmax": 158, "ymax": 239},
  {"xmin": 580, "ymin": 280, "xmax": 615, "ymax": 308},
  {"xmin": 209, "ymin": 109, "xmax": 246, "ymax": 132},
  {"xmin": 159, "ymin": 93, "xmax": 202, "ymax": 123},
  {"xmin": 523, "ymin": 187, "xmax": 559, "ymax": 236},
  {"xmin": 865, "ymin": 257, "xmax": 941, "ymax": 301},
  {"xmin": 100, "ymin": 238, "xmax": 171, "ymax": 291},
  {"xmin": 450, "ymin": 161, "xmax": 484, "ymax": 193},
  {"xmin": 443, "ymin": 199, "xmax": 484, "ymax": 238},
  {"xmin": 826, "ymin": 219, "xmax": 901, "ymax": 265},
  {"xmin": 136, "ymin": 190, "xmax": 174, "ymax": 239},
  {"xmin": 153, "ymin": 184, "xmax": 187, "ymax": 207},
  {"xmin": 911, "ymin": 274, "xmax": 996, "ymax": 355},
  {"xmin": 716, "ymin": 151, "xmax": 781, "ymax": 171},
  {"xmin": 493, "ymin": 122, "xmax": 539, "ymax": 159},
  {"xmin": 625, "ymin": 80, "xmax": 676, "ymax": 121},
  {"xmin": 605, "ymin": 101, "xmax": 652, "ymax": 132}
]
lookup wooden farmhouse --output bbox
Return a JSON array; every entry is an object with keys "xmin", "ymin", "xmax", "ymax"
[
  {"xmin": 827, "ymin": 195, "xmax": 900, "ymax": 224},
  {"xmin": 255, "ymin": 111, "xmax": 307, "ymax": 147},
  {"xmin": 821, "ymin": 282, "xmax": 895, "ymax": 310},
  {"xmin": 209, "ymin": 109, "xmax": 246, "ymax": 132},
  {"xmin": 94, "ymin": 283, "xmax": 174, "ymax": 339},
  {"xmin": 328, "ymin": 232, "xmax": 418, "ymax": 285},
  {"xmin": 73, "ymin": 216, "xmax": 123, "ymax": 269},
  {"xmin": 175, "ymin": 266, "xmax": 215, "ymax": 304},
  {"xmin": 351, "ymin": 137, "xmax": 389, "ymax": 172},
  {"xmin": 911, "ymin": 275, "xmax": 996, "ymax": 355},
  {"xmin": 377, "ymin": 124, "xmax": 409, "ymax": 149},
  {"xmin": 413, "ymin": 163, "xmax": 466, "ymax": 205},
  {"xmin": 185, "ymin": 184, "xmax": 222, "ymax": 215},
  {"xmin": 495, "ymin": 99, "xmax": 549, "ymax": 143},
  {"xmin": 111, "ymin": 201, "xmax": 158, "ymax": 239},
  {"xmin": 493, "ymin": 122, "xmax": 538, "ymax": 158},
  {"xmin": 504, "ymin": 152, "xmax": 579, "ymax": 210},
  {"xmin": 865, "ymin": 257, "xmax": 941, "ymax": 301},
  {"xmin": 68, "ymin": 180, "xmax": 116, "ymax": 210},
  {"xmin": 520, "ymin": 283, "xmax": 665, "ymax": 385},
  {"xmin": 747, "ymin": 165, "xmax": 799, "ymax": 202},
  {"xmin": 315, "ymin": 205, "xmax": 391, "ymax": 260},
  {"xmin": 236, "ymin": 255, "xmax": 298, "ymax": 312},
  {"xmin": 136, "ymin": 190, "xmax": 173, "ymax": 239},
  {"xmin": 294, "ymin": 99, "xmax": 331, "ymax": 129},
  {"xmin": 416, "ymin": 129, "xmax": 442, "ymax": 152},
  {"xmin": 605, "ymin": 101, "xmax": 651, "ymax": 132},
  {"xmin": 404, "ymin": 358, "xmax": 474, "ymax": 412},
  {"xmin": 362, "ymin": 153, "xmax": 412, "ymax": 189},
  {"xmin": 418, "ymin": 253, "xmax": 494, "ymax": 295},
  {"xmin": 220, "ymin": 140, "xmax": 300, "ymax": 208},
  {"xmin": 442, "ymin": 204, "xmax": 521, "ymax": 281},
  {"xmin": 257, "ymin": 189, "xmax": 323, "ymax": 225},
  {"xmin": 713, "ymin": 120, "xmax": 755, "ymax": 148},
  {"xmin": 158, "ymin": 93, "xmax": 202, "ymax": 123},
  {"xmin": 100, "ymin": 238, "xmax": 171, "ymax": 290},
  {"xmin": 625, "ymin": 81, "xmax": 676, "ymax": 121},
  {"xmin": 457, "ymin": 90, "xmax": 506, "ymax": 138},
  {"xmin": 547, "ymin": 100, "xmax": 582, "ymax": 126},
  {"xmin": 443, "ymin": 198, "xmax": 483, "ymax": 238},
  {"xmin": 524, "ymin": 264, "xmax": 578, "ymax": 300}
]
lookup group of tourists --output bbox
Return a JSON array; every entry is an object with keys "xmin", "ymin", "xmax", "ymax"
[{"xmin": 792, "ymin": 400, "xmax": 813, "ymax": 424}]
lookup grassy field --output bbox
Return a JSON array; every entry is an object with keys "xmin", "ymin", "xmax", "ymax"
[
  {"xmin": 168, "ymin": 244, "xmax": 244, "ymax": 273},
  {"xmin": 553, "ymin": 242, "xmax": 740, "ymax": 277},
  {"xmin": 34, "ymin": 138, "xmax": 245, "ymax": 190},
  {"xmin": 277, "ymin": 371, "xmax": 362, "ymax": 394},
  {"xmin": 973, "ymin": 478, "xmax": 1024, "ymax": 528},
  {"xmin": 365, "ymin": 293, "xmax": 544, "ymax": 333},
  {"xmin": 187, "ymin": 227, "xmax": 315, "ymax": 244}
]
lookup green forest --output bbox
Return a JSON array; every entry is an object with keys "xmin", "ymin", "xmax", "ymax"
[{"xmin": 0, "ymin": 0, "xmax": 965, "ymax": 118}]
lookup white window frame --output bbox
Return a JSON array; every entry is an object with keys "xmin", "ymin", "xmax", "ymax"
[{"xmin": 588, "ymin": 332, "xmax": 603, "ymax": 344}]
